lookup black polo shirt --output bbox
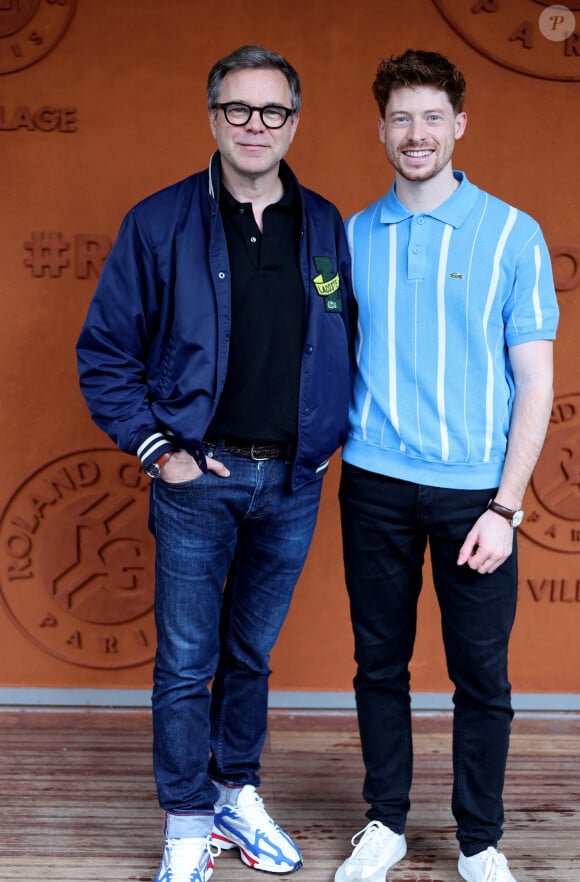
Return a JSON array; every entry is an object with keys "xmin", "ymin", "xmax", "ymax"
[{"xmin": 207, "ymin": 169, "xmax": 305, "ymax": 445}]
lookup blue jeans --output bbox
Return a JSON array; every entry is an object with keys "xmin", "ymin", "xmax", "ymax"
[
  {"xmin": 148, "ymin": 447, "xmax": 323, "ymax": 815},
  {"xmin": 339, "ymin": 463, "xmax": 517, "ymax": 856}
]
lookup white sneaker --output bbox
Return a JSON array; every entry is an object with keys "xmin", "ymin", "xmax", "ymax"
[
  {"xmin": 212, "ymin": 784, "xmax": 302, "ymax": 873},
  {"xmin": 458, "ymin": 847, "xmax": 518, "ymax": 882},
  {"xmin": 334, "ymin": 820, "xmax": 407, "ymax": 882},
  {"xmin": 155, "ymin": 835, "xmax": 220, "ymax": 882}
]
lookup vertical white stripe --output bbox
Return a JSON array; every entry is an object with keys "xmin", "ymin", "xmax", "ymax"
[
  {"xmin": 483, "ymin": 206, "xmax": 517, "ymax": 460},
  {"xmin": 387, "ymin": 224, "xmax": 401, "ymax": 446},
  {"xmin": 462, "ymin": 194, "xmax": 487, "ymax": 460},
  {"xmin": 414, "ymin": 280, "xmax": 423, "ymax": 453},
  {"xmin": 532, "ymin": 244, "xmax": 543, "ymax": 328},
  {"xmin": 361, "ymin": 389, "xmax": 372, "ymax": 441},
  {"xmin": 437, "ymin": 226, "xmax": 452, "ymax": 461}
]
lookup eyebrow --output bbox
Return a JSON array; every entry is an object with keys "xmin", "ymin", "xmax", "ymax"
[
  {"xmin": 223, "ymin": 100, "xmax": 288, "ymax": 106},
  {"xmin": 389, "ymin": 107, "xmax": 448, "ymax": 116}
]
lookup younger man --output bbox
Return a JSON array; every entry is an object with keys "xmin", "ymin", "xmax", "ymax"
[{"xmin": 336, "ymin": 49, "xmax": 558, "ymax": 882}]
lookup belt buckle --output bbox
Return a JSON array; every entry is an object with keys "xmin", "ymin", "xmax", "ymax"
[{"xmin": 250, "ymin": 443, "xmax": 272, "ymax": 461}]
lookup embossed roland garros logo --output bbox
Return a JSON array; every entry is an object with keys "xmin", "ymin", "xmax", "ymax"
[
  {"xmin": 520, "ymin": 393, "xmax": 580, "ymax": 553},
  {"xmin": 0, "ymin": 450, "xmax": 156, "ymax": 669},
  {"xmin": 0, "ymin": 0, "xmax": 77, "ymax": 76},
  {"xmin": 431, "ymin": 0, "xmax": 580, "ymax": 82}
]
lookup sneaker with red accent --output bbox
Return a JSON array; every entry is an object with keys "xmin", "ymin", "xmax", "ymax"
[
  {"xmin": 155, "ymin": 835, "xmax": 220, "ymax": 882},
  {"xmin": 212, "ymin": 784, "xmax": 302, "ymax": 874}
]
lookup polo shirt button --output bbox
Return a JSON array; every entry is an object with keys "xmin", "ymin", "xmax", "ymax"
[
  {"xmin": 413, "ymin": 246, "xmax": 421, "ymax": 254},
  {"xmin": 218, "ymin": 272, "xmax": 226, "ymax": 279},
  {"xmin": 250, "ymin": 236, "xmax": 257, "ymax": 243}
]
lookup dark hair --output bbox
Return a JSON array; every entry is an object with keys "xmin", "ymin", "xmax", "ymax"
[
  {"xmin": 372, "ymin": 49, "xmax": 466, "ymax": 116},
  {"xmin": 207, "ymin": 44, "xmax": 301, "ymax": 112}
]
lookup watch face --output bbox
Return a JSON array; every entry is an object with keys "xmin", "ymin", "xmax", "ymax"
[
  {"xmin": 512, "ymin": 510, "xmax": 524, "ymax": 527},
  {"xmin": 146, "ymin": 463, "xmax": 161, "ymax": 479}
]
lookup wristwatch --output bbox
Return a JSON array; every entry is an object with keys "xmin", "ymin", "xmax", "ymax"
[
  {"xmin": 145, "ymin": 451, "xmax": 174, "ymax": 478},
  {"xmin": 487, "ymin": 498, "xmax": 524, "ymax": 528}
]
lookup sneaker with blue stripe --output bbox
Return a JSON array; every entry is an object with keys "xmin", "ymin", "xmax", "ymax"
[{"xmin": 212, "ymin": 784, "xmax": 302, "ymax": 874}]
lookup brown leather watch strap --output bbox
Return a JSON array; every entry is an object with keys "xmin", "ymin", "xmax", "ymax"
[
  {"xmin": 486, "ymin": 498, "xmax": 524, "ymax": 527},
  {"xmin": 487, "ymin": 499, "xmax": 516, "ymax": 519}
]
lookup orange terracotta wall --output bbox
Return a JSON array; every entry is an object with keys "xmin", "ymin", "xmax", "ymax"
[{"xmin": 0, "ymin": 0, "xmax": 578, "ymax": 699}]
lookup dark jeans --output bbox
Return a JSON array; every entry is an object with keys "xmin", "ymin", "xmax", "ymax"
[
  {"xmin": 149, "ymin": 447, "xmax": 322, "ymax": 817},
  {"xmin": 339, "ymin": 462, "xmax": 517, "ymax": 856}
]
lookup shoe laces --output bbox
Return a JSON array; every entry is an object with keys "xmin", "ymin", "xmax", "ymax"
[
  {"xmin": 478, "ymin": 847, "xmax": 512, "ymax": 882},
  {"xmin": 235, "ymin": 786, "xmax": 277, "ymax": 831},
  {"xmin": 350, "ymin": 821, "xmax": 396, "ymax": 858},
  {"xmin": 165, "ymin": 836, "xmax": 221, "ymax": 880}
]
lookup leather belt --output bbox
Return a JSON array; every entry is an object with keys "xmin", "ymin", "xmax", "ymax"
[{"xmin": 203, "ymin": 437, "xmax": 295, "ymax": 462}]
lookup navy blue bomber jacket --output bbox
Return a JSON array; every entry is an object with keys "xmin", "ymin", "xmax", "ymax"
[{"xmin": 76, "ymin": 153, "xmax": 355, "ymax": 490}]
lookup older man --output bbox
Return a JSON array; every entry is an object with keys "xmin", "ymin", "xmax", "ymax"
[{"xmin": 77, "ymin": 44, "xmax": 354, "ymax": 882}]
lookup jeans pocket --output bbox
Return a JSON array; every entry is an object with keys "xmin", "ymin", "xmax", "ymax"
[{"xmin": 159, "ymin": 472, "xmax": 205, "ymax": 490}]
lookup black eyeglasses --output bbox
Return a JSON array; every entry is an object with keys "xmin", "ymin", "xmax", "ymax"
[{"xmin": 213, "ymin": 102, "xmax": 294, "ymax": 129}]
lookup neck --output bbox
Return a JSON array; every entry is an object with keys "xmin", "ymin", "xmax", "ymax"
[
  {"xmin": 395, "ymin": 168, "xmax": 459, "ymax": 214},
  {"xmin": 220, "ymin": 164, "xmax": 284, "ymax": 230}
]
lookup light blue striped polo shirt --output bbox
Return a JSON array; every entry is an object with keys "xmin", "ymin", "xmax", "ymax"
[{"xmin": 343, "ymin": 171, "xmax": 559, "ymax": 489}]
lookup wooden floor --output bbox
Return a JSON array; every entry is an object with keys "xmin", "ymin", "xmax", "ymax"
[{"xmin": 0, "ymin": 710, "xmax": 578, "ymax": 882}]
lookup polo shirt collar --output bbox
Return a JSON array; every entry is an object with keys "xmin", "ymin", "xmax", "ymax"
[
  {"xmin": 379, "ymin": 170, "xmax": 479, "ymax": 228},
  {"xmin": 211, "ymin": 152, "xmax": 299, "ymax": 215}
]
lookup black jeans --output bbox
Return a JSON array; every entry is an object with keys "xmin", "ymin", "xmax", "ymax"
[{"xmin": 339, "ymin": 462, "xmax": 517, "ymax": 856}]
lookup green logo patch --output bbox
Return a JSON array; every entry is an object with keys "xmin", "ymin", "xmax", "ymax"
[{"xmin": 313, "ymin": 256, "xmax": 342, "ymax": 313}]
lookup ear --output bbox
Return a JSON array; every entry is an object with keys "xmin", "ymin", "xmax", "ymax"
[
  {"xmin": 287, "ymin": 112, "xmax": 300, "ymax": 144},
  {"xmin": 455, "ymin": 111, "xmax": 467, "ymax": 140},
  {"xmin": 378, "ymin": 117, "xmax": 386, "ymax": 144},
  {"xmin": 208, "ymin": 108, "xmax": 218, "ymax": 140}
]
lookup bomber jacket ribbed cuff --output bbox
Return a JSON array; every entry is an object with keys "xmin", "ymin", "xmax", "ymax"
[{"xmin": 136, "ymin": 431, "xmax": 175, "ymax": 471}]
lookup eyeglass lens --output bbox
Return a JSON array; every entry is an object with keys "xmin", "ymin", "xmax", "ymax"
[{"xmin": 219, "ymin": 103, "xmax": 292, "ymax": 129}]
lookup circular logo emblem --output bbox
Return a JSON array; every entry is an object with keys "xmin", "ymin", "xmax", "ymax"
[
  {"xmin": 539, "ymin": 4, "xmax": 576, "ymax": 40},
  {"xmin": 432, "ymin": 1, "xmax": 580, "ymax": 82},
  {"xmin": 0, "ymin": 0, "xmax": 77, "ymax": 76},
  {"xmin": 0, "ymin": 450, "xmax": 156, "ymax": 668},
  {"xmin": 520, "ymin": 393, "xmax": 580, "ymax": 552}
]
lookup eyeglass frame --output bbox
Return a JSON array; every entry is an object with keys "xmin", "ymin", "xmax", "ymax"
[{"xmin": 212, "ymin": 101, "xmax": 295, "ymax": 129}]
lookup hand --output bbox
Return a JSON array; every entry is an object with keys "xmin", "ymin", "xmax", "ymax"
[
  {"xmin": 457, "ymin": 510, "xmax": 514, "ymax": 574},
  {"xmin": 160, "ymin": 449, "xmax": 230, "ymax": 483}
]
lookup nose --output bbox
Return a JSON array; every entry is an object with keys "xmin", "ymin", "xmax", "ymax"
[
  {"xmin": 245, "ymin": 108, "xmax": 265, "ymax": 131},
  {"xmin": 407, "ymin": 118, "xmax": 426, "ymax": 141}
]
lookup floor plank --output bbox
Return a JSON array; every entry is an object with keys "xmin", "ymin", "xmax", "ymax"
[{"xmin": 0, "ymin": 710, "xmax": 577, "ymax": 881}]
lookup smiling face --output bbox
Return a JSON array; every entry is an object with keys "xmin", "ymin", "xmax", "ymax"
[
  {"xmin": 208, "ymin": 67, "xmax": 299, "ymax": 187},
  {"xmin": 379, "ymin": 85, "xmax": 467, "ymax": 185}
]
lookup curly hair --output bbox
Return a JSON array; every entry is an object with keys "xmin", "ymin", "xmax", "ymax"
[{"xmin": 372, "ymin": 49, "xmax": 466, "ymax": 116}]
